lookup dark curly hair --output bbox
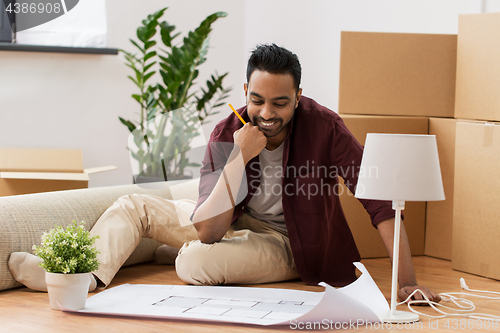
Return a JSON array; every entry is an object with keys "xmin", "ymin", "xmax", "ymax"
[{"xmin": 246, "ymin": 44, "xmax": 301, "ymax": 91}]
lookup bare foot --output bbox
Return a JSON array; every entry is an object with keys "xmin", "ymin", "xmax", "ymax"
[
  {"xmin": 8, "ymin": 252, "xmax": 97, "ymax": 292},
  {"xmin": 154, "ymin": 245, "xmax": 180, "ymax": 265}
]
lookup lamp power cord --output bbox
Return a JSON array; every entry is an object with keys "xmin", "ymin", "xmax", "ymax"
[{"xmin": 397, "ymin": 278, "xmax": 500, "ymax": 321}]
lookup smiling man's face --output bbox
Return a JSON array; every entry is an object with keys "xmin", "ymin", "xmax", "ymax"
[{"xmin": 244, "ymin": 70, "xmax": 302, "ymax": 148}]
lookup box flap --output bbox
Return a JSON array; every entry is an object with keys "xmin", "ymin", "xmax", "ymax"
[
  {"xmin": 0, "ymin": 148, "xmax": 83, "ymax": 173},
  {"xmin": 0, "ymin": 171, "xmax": 89, "ymax": 181},
  {"xmin": 84, "ymin": 165, "xmax": 118, "ymax": 174}
]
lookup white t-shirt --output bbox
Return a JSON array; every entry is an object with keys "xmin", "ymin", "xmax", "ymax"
[{"xmin": 245, "ymin": 142, "xmax": 287, "ymax": 233}]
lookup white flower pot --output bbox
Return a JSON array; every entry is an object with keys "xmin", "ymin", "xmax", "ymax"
[{"xmin": 45, "ymin": 272, "xmax": 91, "ymax": 311}]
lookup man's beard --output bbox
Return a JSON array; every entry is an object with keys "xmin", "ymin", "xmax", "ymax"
[{"xmin": 251, "ymin": 117, "xmax": 289, "ymax": 137}]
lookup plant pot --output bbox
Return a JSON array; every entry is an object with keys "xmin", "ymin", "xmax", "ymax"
[{"xmin": 45, "ymin": 272, "xmax": 92, "ymax": 311}]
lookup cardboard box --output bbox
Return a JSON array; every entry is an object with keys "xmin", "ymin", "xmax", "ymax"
[
  {"xmin": 424, "ymin": 118, "xmax": 459, "ymax": 260},
  {"xmin": 339, "ymin": 115, "xmax": 428, "ymax": 258},
  {"xmin": 0, "ymin": 148, "xmax": 116, "ymax": 196},
  {"xmin": 339, "ymin": 31, "xmax": 457, "ymax": 118},
  {"xmin": 455, "ymin": 12, "xmax": 500, "ymax": 122},
  {"xmin": 452, "ymin": 121, "xmax": 500, "ymax": 280}
]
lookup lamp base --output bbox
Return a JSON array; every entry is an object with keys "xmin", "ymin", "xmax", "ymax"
[{"xmin": 379, "ymin": 310, "xmax": 419, "ymax": 323}]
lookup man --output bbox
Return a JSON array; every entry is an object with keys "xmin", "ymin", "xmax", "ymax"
[
  {"xmin": 181, "ymin": 43, "xmax": 439, "ymax": 302},
  {"xmin": 9, "ymin": 44, "xmax": 439, "ymax": 303}
]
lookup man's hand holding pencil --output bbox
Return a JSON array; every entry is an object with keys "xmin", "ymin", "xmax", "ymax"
[{"xmin": 229, "ymin": 104, "xmax": 266, "ymax": 165}]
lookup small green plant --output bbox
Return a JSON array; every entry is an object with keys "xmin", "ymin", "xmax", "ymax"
[{"xmin": 32, "ymin": 220, "xmax": 100, "ymax": 274}]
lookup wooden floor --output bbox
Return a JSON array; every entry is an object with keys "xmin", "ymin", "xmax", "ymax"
[{"xmin": 2, "ymin": 256, "xmax": 500, "ymax": 332}]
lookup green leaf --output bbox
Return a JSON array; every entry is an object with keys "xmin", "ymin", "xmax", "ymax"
[
  {"xmin": 130, "ymin": 148, "xmax": 141, "ymax": 159},
  {"xmin": 133, "ymin": 131, "xmax": 146, "ymax": 148},
  {"xmin": 159, "ymin": 21, "xmax": 177, "ymax": 47},
  {"xmin": 126, "ymin": 65, "xmax": 142, "ymax": 80},
  {"xmin": 143, "ymin": 61, "xmax": 156, "ymax": 73},
  {"xmin": 137, "ymin": 26, "xmax": 147, "ymax": 43},
  {"xmin": 131, "ymin": 94, "xmax": 142, "ymax": 103},
  {"xmin": 127, "ymin": 75, "xmax": 139, "ymax": 87},
  {"xmin": 145, "ymin": 27, "xmax": 157, "ymax": 41},
  {"xmin": 144, "ymin": 40, "xmax": 157, "ymax": 51},
  {"xmin": 198, "ymin": 57, "xmax": 207, "ymax": 66},
  {"xmin": 153, "ymin": 7, "xmax": 168, "ymax": 21},
  {"xmin": 119, "ymin": 117, "xmax": 137, "ymax": 133},
  {"xmin": 143, "ymin": 71, "xmax": 156, "ymax": 83},
  {"xmin": 129, "ymin": 39, "xmax": 144, "ymax": 53},
  {"xmin": 192, "ymin": 69, "xmax": 199, "ymax": 81},
  {"xmin": 147, "ymin": 107, "xmax": 158, "ymax": 121},
  {"xmin": 158, "ymin": 54, "xmax": 169, "ymax": 63},
  {"xmin": 146, "ymin": 92, "xmax": 156, "ymax": 105},
  {"xmin": 144, "ymin": 50, "xmax": 157, "ymax": 62},
  {"xmin": 135, "ymin": 70, "xmax": 142, "ymax": 85}
]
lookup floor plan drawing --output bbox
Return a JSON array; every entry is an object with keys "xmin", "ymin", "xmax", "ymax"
[
  {"xmin": 152, "ymin": 294, "xmax": 317, "ymax": 322},
  {"xmin": 62, "ymin": 263, "xmax": 389, "ymax": 326}
]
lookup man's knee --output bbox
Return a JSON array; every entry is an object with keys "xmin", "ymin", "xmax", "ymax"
[
  {"xmin": 113, "ymin": 194, "xmax": 149, "ymax": 218},
  {"xmin": 115, "ymin": 194, "xmax": 141, "ymax": 208},
  {"xmin": 175, "ymin": 241, "xmax": 226, "ymax": 286}
]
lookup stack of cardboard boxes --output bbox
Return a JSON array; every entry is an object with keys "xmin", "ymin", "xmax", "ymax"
[
  {"xmin": 338, "ymin": 30, "xmax": 457, "ymax": 260},
  {"xmin": 338, "ymin": 12, "xmax": 500, "ymax": 282},
  {"xmin": 451, "ymin": 13, "xmax": 500, "ymax": 281}
]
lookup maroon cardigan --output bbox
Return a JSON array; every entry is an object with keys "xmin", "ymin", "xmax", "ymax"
[{"xmin": 193, "ymin": 96, "xmax": 395, "ymax": 286}]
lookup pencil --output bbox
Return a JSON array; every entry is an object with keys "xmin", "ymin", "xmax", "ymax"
[{"xmin": 228, "ymin": 103, "xmax": 246, "ymax": 125}]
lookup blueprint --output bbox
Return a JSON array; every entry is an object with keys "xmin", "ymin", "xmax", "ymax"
[{"xmin": 61, "ymin": 262, "xmax": 389, "ymax": 326}]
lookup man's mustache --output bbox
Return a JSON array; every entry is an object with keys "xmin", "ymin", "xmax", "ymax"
[{"xmin": 251, "ymin": 117, "xmax": 283, "ymax": 125}]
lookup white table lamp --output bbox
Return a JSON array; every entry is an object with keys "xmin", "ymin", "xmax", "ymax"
[{"xmin": 355, "ymin": 134, "xmax": 445, "ymax": 323}]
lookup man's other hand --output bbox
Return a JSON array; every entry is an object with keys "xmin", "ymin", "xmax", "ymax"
[{"xmin": 398, "ymin": 285, "xmax": 441, "ymax": 304}]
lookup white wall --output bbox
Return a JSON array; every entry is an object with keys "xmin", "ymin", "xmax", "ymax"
[
  {"xmin": 243, "ymin": 0, "xmax": 483, "ymax": 109},
  {"xmin": 1, "ymin": 0, "xmax": 497, "ymax": 188},
  {"xmin": 0, "ymin": 0, "xmax": 245, "ymax": 188}
]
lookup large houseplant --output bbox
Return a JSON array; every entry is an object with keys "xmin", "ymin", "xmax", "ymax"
[
  {"xmin": 119, "ymin": 8, "xmax": 231, "ymax": 181},
  {"xmin": 33, "ymin": 220, "xmax": 100, "ymax": 310}
]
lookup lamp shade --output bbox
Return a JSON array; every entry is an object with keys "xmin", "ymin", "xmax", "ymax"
[{"xmin": 355, "ymin": 134, "xmax": 445, "ymax": 202}]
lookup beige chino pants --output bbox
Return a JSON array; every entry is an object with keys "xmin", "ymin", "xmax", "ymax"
[{"xmin": 91, "ymin": 194, "xmax": 299, "ymax": 287}]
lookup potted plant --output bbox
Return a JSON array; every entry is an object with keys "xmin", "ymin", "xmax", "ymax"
[
  {"xmin": 119, "ymin": 8, "xmax": 231, "ymax": 182},
  {"xmin": 32, "ymin": 220, "xmax": 100, "ymax": 311}
]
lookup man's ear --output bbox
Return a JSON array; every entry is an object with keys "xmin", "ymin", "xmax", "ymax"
[
  {"xmin": 295, "ymin": 88, "xmax": 302, "ymax": 108},
  {"xmin": 244, "ymin": 83, "xmax": 248, "ymax": 99}
]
